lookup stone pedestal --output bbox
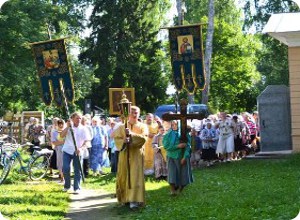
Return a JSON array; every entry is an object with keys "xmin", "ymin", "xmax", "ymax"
[{"xmin": 257, "ymin": 85, "xmax": 292, "ymax": 152}]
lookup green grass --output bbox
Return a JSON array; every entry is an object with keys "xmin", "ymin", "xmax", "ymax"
[
  {"xmin": 1, "ymin": 154, "xmax": 300, "ymax": 220},
  {"xmin": 84, "ymin": 154, "xmax": 300, "ymax": 220},
  {"xmin": 83, "ymin": 168, "xmax": 117, "ymax": 192},
  {"xmin": 140, "ymin": 154, "xmax": 300, "ymax": 220},
  {"xmin": 0, "ymin": 182, "xmax": 69, "ymax": 220},
  {"xmin": 0, "ymin": 148, "xmax": 69, "ymax": 219}
]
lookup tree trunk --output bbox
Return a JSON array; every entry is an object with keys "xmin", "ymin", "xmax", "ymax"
[{"xmin": 202, "ymin": 0, "xmax": 215, "ymax": 104}]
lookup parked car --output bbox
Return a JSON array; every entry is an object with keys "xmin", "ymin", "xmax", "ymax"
[
  {"xmin": 188, "ymin": 104, "xmax": 209, "ymax": 117},
  {"xmin": 154, "ymin": 104, "xmax": 209, "ymax": 118},
  {"xmin": 154, "ymin": 104, "xmax": 179, "ymax": 118}
]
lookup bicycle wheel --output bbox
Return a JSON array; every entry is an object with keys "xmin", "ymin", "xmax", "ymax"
[
  {"xmin": 29, "ymin": 155, "xmax": 50, "ymax": 181},
  {"xmin": 0, "ymin": 155, "xmax": 12, "ymax": 185}
]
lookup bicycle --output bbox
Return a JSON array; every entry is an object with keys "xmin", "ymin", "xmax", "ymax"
[
  {"xmin": 0, "ymin": 141, "xmax": 53, "ymax": 185},
  {"xmin": 0, "ymin": 134, "xmax": 14, "ymax": 166}
]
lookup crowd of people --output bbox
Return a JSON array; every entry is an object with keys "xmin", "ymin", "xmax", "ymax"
[
  {"xmin": 189, "ymin": 111, "xmax": 260, "ymax": 168},
  {"xmin": 22, "ymin": 108, "xmax": 260, "ymax": 209},
  {"xmin": 24, "ymin": 113, "xmax": 117, "ymax": 193}
]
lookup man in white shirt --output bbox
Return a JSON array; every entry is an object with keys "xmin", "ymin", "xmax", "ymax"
[{"xmin": 60, "ymin": 112, "xmax": 88, "ymax": 194}]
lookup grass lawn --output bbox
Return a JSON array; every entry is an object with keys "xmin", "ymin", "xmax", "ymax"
[
  {"xmin": 0, "ymin": 147, "xmax": 70, "ymax": 220},
  {"xmin": 0, "ymin": 181, "xmax": 69, "ymax": 220},
  {"xmin": 1, "ymin": 153, "xmax": 299, "ymax": 219},
  {"xmin": 85, "ymin": 153, "xmax": 300, "ymax": 220}
]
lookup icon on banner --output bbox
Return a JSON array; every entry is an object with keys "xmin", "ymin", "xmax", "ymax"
[{"xmin": 42, "ymin": 49, "xmax": 60, "ymax": 69}]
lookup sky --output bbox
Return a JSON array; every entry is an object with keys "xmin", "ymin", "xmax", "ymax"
[{"xmin": 0, "ymin": 0, "xmax": 9, "ymax": 9}]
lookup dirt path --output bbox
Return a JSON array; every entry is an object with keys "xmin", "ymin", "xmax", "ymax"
[{"xmin": 64, "ymin": 189, "xmax": 120, "ymax": 220}]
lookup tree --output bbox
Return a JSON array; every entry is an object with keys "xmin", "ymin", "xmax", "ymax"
[
  {"xmin": 209, "ymin": 20, "xmax": 261, "ymax": 112},
  {"xmin": 243, "ymin": 0, "xmax": 298, "ymax": 33},
  {"xmin": 242, "ymin": 0, "xmax": 298, "ymax": 88},
  {"xmin": 185, "ymin": 0, "xmax": 261, "ymax": 112},
  {"xmin": 0, "ymin": 0, "xmax": 93, "ymax": 116},
  {"xmin": 80, "ymin": 0, "xmax": 170, "ymax": 114},
  {"xmin": 201, "ymin": 0, "xmax": 214, "ymax": 105}
]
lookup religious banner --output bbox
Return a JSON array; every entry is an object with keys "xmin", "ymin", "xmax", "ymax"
[
  {"xmin": 168, "ymin": 24, "xmax": 205, "ymax": 94},
  {"xmin": 31, "ymin": 38, "xmax": 74, "ymax": 106}
]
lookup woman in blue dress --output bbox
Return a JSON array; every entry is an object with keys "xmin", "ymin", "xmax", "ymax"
[{"xmin": 90, "ymin": 116, "xmax": 108, "ymax": 176}]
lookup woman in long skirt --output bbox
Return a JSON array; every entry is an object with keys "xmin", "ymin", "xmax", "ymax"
[
  {"xmin": 90, "ymin": 116, "xmax": 108, "ymax": 176},
  {"xmin": 152, "ymin": 125, "xmax": 167, "ymax": 180},
  {"xmin": 163, "ymin": 120, "xmax": 193, "ymax": 195}
]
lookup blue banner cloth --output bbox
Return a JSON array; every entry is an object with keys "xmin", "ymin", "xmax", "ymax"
[
  {"xmin": 168, "ymin": 25, "xmax": 205, "ymax": 94},
  {"xmin": 31, "ymin": 38, "xmax": 74, "ymax": 106}
]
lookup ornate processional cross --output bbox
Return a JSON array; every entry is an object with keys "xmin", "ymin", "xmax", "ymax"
[{"xmin": 161, "ymin": 98, "xmax": 206, "ymax": 143}]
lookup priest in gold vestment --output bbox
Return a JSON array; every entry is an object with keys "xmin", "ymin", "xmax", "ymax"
[
  {"xmin": 144, "ymin": 113, "xmax": 158, "ymax": 175},
  {"xmin": 111, "ymin": 106, "xmax": 148, "ymax": 209}
]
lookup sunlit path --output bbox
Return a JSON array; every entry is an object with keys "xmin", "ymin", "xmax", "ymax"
[{"xmin": 64, "ymin": 189, "xmax": 119, "ymax": 220}]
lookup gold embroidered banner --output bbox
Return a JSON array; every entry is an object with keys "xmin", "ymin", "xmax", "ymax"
[
  {"xmin": 31, "ymin": 38, "xmax": 74, "ymax": 106},
  {"xmin": 168, "ymin": 24, "xmax": 205, "ymax": 94}
]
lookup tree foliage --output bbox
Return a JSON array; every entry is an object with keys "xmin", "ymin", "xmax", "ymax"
[
  {"xmin": 185, "ymin": 0, "xmax": 261, "ymax": 112},
  {"xmin": 242, "ymin": 0, "xmax": 298, "ymax": 32},
  {"xmin": 0, "ymin": 0, "xmax": 93, "ymax": 116},
  {"xmin": 3, "ymin": 0, "xmax": 292, "ymax": 117},
  {"xmin": 80, "ymin": 0, "xmax": 171, "ymax": 114},
  {"xmin": 242, "ymin": 0, "xmax": 297, "ymax": 89},
  {"xmin": 210, "ymin": 19, "xmax": 261, "ymax": 112}
]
